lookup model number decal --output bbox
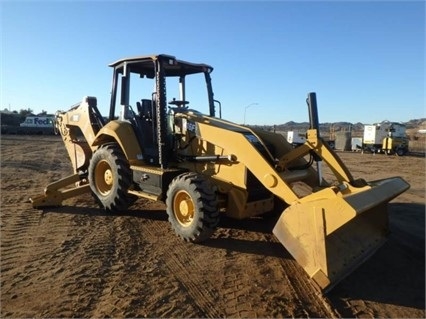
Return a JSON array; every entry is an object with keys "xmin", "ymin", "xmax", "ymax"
[
  {"xmin": 71, "ymin": 114, "xmax": 80, "ymax": 122},
  {"xmin": 187, "ymin": 121, "xmax": 196, "ymax": 132}
]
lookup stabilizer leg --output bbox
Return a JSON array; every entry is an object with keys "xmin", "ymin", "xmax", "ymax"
[{"xmin": 30, "ymin": 174, "xmax": 91, "ymax": 208}]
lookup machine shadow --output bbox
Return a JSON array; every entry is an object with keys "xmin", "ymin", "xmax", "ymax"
[
  {"xmin": 41, "ymin": 204, "xmax": 169, "ymax": 222},
  {"xmin": 328, "ymin": 202, "xmax": 425, "ymax": 316},
  {"xmin": 42, "ymin": 204, "xmax": 288, "ymax": 259},
  {"xmin": 218, "ymin": 212, "xmax": 281, "ymax": 234},
  {"xmin": 202, "ymin": 212, "xmax": 290, "ymax": 259},
  {"xmin": 201, "ymin": 236, "xmax": 291, "ymax": 259}
]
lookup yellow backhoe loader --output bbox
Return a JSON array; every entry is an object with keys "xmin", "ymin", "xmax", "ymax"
[{"xmin": 31, "ymin": 54, "xmax": 409, "ymax": 291}]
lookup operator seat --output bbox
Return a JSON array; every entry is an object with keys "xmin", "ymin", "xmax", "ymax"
[
  {"xmin": 137, "ymin": 99, "xmax": 154, "ymax": 121},
  {"xmin": 135, "ymin": 99, "xmax": 158, "ymax": 164},
  {"xmin": 136, "ymin": 101, "xmax": 143, "ymax": 117}
]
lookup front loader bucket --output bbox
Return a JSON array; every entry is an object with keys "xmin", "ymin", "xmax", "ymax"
[{"xmin": 273, "ymin": 177, "xmax": 410, "ymax": 291}]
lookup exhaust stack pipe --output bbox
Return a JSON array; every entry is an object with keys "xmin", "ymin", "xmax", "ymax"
[
  {"xmin": 307, "ymin": 92, "xmax": 320, "ymax": 135},
  {"xmin": 306, "ymin": 92, "xmax": 323, "ymax": 185}
]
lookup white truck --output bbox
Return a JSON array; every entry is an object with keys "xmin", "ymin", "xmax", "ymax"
[
  {"xmin": 363, "ymin": 121, "xmax": 408, "ymax": 155},
  {"xmin": 20, "ymin": 116, "xmax": 54, "ymax": 128},
  {"xmin": 19, "ymin": 116, "xmax": 55, "ymax": 134}
]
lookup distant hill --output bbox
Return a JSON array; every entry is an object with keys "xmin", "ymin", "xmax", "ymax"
[
  {"xmin": 251, "ymin": 121, "xmax": 363, "ymax": 134},
  {"xmin": 252, "ymin": 119, "xmax": 425, "ymax": 131},
  {"xmin": 250, "ymin": 118, "xmax": 426, "ymax": 140},
  {"xmin": 405, "ymin": 118, "xmax": 426, "ymax": 129},
  {"xmin": 2, "ymin": 108, "xmax": 424, "ymax": 139}
]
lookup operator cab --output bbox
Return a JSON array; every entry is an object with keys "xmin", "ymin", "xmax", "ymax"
[{"xmin": 108, "ymin": 54, "xmax": 220, "ymax": 168}]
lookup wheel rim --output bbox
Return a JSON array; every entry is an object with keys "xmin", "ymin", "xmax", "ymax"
[
  {"xmin": 173, "ymin": 190, "xmax": 195, "ymax": 227},
  {"xmin": 95, "ymin": 160, "xmax": 114, "ymax": 195}
]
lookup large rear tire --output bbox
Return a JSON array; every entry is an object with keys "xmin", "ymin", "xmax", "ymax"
[
  {"xmin": 166, "ymin": 173, "xmax": 220, "ymax": 243},
  {"xmin": 88, "ymin": 144, "xmax": 133, "ymax": 212}
]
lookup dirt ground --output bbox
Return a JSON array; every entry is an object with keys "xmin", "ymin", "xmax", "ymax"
[{"xmin": 1, "ymin": 135, "xmax": 424, "ymax": 318}]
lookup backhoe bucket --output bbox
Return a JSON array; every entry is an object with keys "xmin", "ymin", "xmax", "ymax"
[{"xmin": 273, "ymin": 177, "xmax": 410, "ymax": 291}]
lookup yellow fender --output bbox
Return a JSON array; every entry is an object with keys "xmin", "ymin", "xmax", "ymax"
[{"xmin": 92, "ymin": 120, "xmax": 144, "ymax": 164}]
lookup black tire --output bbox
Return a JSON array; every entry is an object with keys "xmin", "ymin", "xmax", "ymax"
[
  {"xmin": 396, "ymin": 147, "xmax": 406, "ymax": 156},
  {"xmin": 166, "ymin": 172, "xmax": 220, "ymax": 243},
  {"xmin": 88, "ymin": 144, "xmax": 134, "ymax": 212}
]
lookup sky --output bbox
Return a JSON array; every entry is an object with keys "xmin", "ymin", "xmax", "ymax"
[{"xmin": 1, "ymin": 0, "xmax": 425, "ymax": 125}]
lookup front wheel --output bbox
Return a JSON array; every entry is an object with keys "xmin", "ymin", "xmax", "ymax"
[
  {"xmin": 88, "ymin": 144, "xmax": 134, "ymax": 212},
  {"xmin": 166, "ymin": 173, "xmax": 220, "ymax": 243}
]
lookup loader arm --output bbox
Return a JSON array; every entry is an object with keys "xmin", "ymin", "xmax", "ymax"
[
  {"xmin": 183, "ymin": 114, "xmax": 299, "ymax": 204},
  {"xmin": 187, "ymin": 114, "xmax": 364, "ymax": 206}
]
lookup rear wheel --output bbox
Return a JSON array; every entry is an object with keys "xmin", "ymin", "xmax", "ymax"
[
  {"xmin": 88, "ymin": 144, "xmax": 134, "ymax": 212},
  {"xmin": 166, "ymin": 173, "xmax": 220, "ymax": 242},
  {"xmin": 396, "ymin": 147, "xmax": 406, "ymax": 156}
]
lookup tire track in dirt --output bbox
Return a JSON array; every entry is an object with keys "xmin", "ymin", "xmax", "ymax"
[
  {"xmin": 1, "ymin": 137, "xmax": 67, "ymax": 315},
  {"xmin": 210, "ymin": 226, "xmax": 271, "ymax": 318},
  {"xmin": 140, "ymin": 209, "xmax": 338, "ymax": 318},
  {"xmin": 219, "ymin": 229, "xmax": 337, "ymax": 318},
  {"xmin": 1, "ymin": 136, "xmax": 95, "ymax": 317},
  {"xmin": 0, "ymin": 208, "xmax": 74, "ymax": 317},
  {"xmin": 212, "ymin": 214, "xmax": 339, "ymax": 318},
  {"xmin": 163, "ymin": 246, "xmax": 224, "ymax": 318},
  {"xmin": 139, "ymin": 210, "xmax": 225, "ymax": 318},
  {"xmin": 1, "ymin": 137, "xmax": 67, "ymax": 205},
  {"xmin": 216, "ymin": 247, "xmax": 260, "ymax": 317},
  {"xmin": 50, "ymin": 213, "xmax": 119, "ymax": 317},
  {"xmin": 4, "ymin": 208, "xmax": 123, "ymax": 318},
  {"xmin": 74, "ymin": 204, "xmax": 208, "ymax": 318},
  {"xmin": 1, "ymin": 209, "xmax": 45, "ymax": 275},
  {"xmin": 274, "ymin": 248, "xmax": 339, "ymax": 318},
  {"xmin": 88, "ymin": 214, "xmax": 165, "ymax": 318}
]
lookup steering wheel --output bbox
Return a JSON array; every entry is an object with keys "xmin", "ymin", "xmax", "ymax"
[{"xmin": 168, "ymin": 99, "xmax": 189, "ymax": 107}]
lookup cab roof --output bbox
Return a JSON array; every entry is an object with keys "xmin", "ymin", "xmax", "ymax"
[{"xmin": 109, "ymin": 54, "xmax": 213, "ymax": 77}]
